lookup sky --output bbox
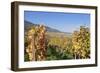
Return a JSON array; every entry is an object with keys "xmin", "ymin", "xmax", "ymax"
[{"xmin": 24, "ymin": 11, "xmax": 90, "ymax": 33}]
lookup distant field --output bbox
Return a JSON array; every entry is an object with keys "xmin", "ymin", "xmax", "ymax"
[{"xmin": 46, "ymin": 31, "xmax": 72, "ymax": 38}]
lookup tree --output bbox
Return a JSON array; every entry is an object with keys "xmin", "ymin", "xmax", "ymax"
[
  {"xmin": 25, "ymin": 25, "xmax": 46, "ymax": 61},
  {"xmin": 72, "ymin": 26, "xmax": 90, "ymax": 59}
]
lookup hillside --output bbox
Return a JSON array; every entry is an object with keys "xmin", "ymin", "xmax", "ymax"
[
  {"xmin": 24, "ymin": 20, "xmax": 61, "ymax": 32},
  {"xmin": 24, "ymin": 20, "xmax": 72, "ymax": 37}
]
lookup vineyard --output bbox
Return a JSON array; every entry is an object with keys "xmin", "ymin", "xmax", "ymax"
[{"xmin": 24, "ymin": 25, "xmax": 90, "ymax": 61}]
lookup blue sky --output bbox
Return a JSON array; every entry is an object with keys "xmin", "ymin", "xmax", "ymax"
[{"xmin": 24, "ymin": 11, "xmax": 90, "ymax": 33}]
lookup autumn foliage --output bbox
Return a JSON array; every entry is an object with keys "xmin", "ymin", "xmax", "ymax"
[{"xmin": 24, "ymin": 25, "xmax": 90, "ymax": 61}]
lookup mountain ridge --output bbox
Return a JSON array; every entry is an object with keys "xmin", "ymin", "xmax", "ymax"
[
  {"xmin": 24, "ymin": 20, "xmax": 62, "ymax": 32},
  {"xmin": 24, "ymin": 20, "xmax": 72, "ymax": 36}
]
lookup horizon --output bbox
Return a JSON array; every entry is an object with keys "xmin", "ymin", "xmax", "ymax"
[{"xmin": 24, "ymin": 11, "xmax": 90, "ymax": 33}]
